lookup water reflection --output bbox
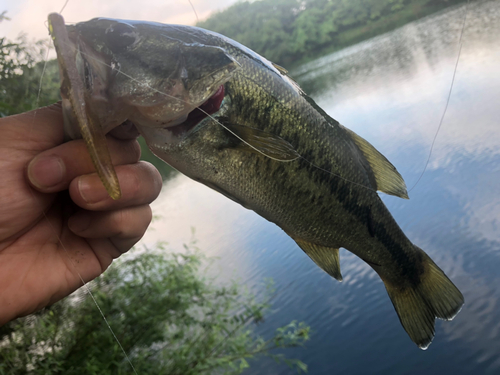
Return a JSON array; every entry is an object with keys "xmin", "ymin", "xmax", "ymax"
[{"xmin": 140, "ymin": 1, "xmax": 500, "ymax": 373}]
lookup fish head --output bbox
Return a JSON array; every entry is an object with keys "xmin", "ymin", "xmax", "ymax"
[
  {"xmin": 65, "ymin": 17, "xmax": 240, "ymax": 133},
  {"xmin": 49, "ymin": 13, "xmax": 240, "ymax": 198}
]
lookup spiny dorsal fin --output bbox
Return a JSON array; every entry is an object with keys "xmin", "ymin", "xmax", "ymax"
[
  {"xmin": 344, "ymin": 127, "xmax": 409, "ymax": 199},
  {"xmin": 294, "ymin": 239, "xmax": 342, "ymax": 281},
  {"xmin": 272, "ymin": 62, "xmax": 288, "ymax": 75},
  {"xmin": 223, "ymin": 123, "xmax": 300, "ymax": 161}
]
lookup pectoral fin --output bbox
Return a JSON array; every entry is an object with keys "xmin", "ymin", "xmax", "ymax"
[
  {"xmin": 294, "ymin": 238, "xmax": 342, "ymax": 281},
  {"xmin": 49, "ymin": 13, "xmax": 121, "ymax": 200},
  {"xmin": 344, "ymin": 127, "xmax": 408, "ymax": 199},
  {"xmin": 223, "ymin": 123, "xmax": 300, "ymax": 161}
]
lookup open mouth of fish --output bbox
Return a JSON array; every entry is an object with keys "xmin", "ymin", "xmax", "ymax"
[
  {"xmin": 48, "ymin": 13, "xmax": 237, "ymax": 199},
  {"xmin": 162, "ymin": 84, "xmax": 225, "ymax": 138}
]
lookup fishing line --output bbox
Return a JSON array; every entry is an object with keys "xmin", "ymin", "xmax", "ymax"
[
  {"xmin": 31, "ymin": 0, "xmax": 470, "ymax": 370},
  {"xmin": 407, "ymin": 0, "xmax": 469, "ymax": 193},
  {"xmin": 59, "ymin": 0, "xmax": 70, "ymax": 14},
  {"xmin": 30, "ymin": 5, "xmax": 139, "ymax": 375},
  {"xmin": 187, "ymin": 0, "xmax": 199, "ymax": 23},
  {"xmin": 57, "ymin": 35, "xmax": 388, "ymax": 197}
]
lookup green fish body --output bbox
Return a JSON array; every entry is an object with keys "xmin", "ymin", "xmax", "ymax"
[{"xmin": 51, "ymin": 16, "xmax": 464, "ymax": 349}]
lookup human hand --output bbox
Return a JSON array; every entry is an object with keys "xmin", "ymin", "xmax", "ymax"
[{"xmin": 0, "ymin": 104, "xmax": 162, "ymax": 325}]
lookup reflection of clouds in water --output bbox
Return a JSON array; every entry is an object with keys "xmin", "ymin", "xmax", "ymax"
[
  {"xmin": 138, "ymin": 170, "xmax": 408, "ymax": 344},
  {"xmin": 408, "ymin": 203, "xmax": 500, "ymax": 362},
  {"xmin": 447, "ymin": 167, "xmax": 500, "ymax": 243},
  {"xmin": 297, "ymin": 0, "xmax": 500, "ymax": 168},
  {"xmin": 441, "ymin": 262, "xmax": 500, "ymax": 368},
  {"xmin": 294, "ymin": 2, "xmax": 500, "ymax": 251},
  {"xmin": 138, "ymin": 173, "xmax": 265, "ymax": 282},
  {"xmin": 321, "ymin": 40, "xmax": 500, "ymax": 162},
  {"xmin": 409, "ymin": 229, "xmax": 500, "ymax": 365},
  {"xmin": 131, "ymin": 2, "xmax": 500, "ymax": 371}
]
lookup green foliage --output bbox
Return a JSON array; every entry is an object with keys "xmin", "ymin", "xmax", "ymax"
[
  {"xmin": 198, "ymin": 0, "xmax": 469, "ymax": 68},
  {"xmin": 138, "ymin": 136, "xmax": 177, "ymax": 181},
  {"xmin": 0, "ymin": 31, "xmax": 60, "ymax": 117},
  {"xmin": 0, "ymin": 245, "xmax": 309, "ymax": 374}
]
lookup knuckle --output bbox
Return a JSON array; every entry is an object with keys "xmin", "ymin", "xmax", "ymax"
[
  {"xmin": 141, "ymin": 161, "xmax": 163, "ymax": 199},
  {"xmin": 127, "ymin": 167, "xmax": 143, "ymax": 199},
  {"xmin": 125, "ymin": 162, "xmax": 162, "ymax": 203},
  {"xmin": 110, "ymin": 209, "xmax": 127, "ymax": 230},
  {"xmin": 128, "ymin": 139, "xmax": 142, "ymax": 162},
  {"xmin": 108, "ymin": 138, "xmax": 141, "ymax": 164},
  {"xmin": 136, "ymin": 205, "xmax": 153, "ymax": 234},
  {"xmin": 111, "ymin": 205, "xmax": 152, "ymax": 237}
]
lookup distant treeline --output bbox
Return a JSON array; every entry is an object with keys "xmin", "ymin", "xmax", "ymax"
[{"xmin": 197, "ymin": 0, "xmax": 469, "ymax": 68}]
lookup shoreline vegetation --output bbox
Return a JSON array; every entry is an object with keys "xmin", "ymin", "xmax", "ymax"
[
  {"xmin": 1, "ymin": 0, "xmax": 470, "ymax": 117},
  {"xmin": 0, "ymin": 247, "xmax": 310, "ymax": 374},
  {"xmin": 197, "ymin": 0, "xmax": 470, "ymax": 69}
]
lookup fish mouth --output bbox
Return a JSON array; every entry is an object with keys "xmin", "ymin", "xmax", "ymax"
[
  {"xmin": 165, "ymin": 84, "xmax": 225, "ymax": 138},
  {"xmin": 113, "ymin": 84, "xmax": 226, "ymax": 142}
]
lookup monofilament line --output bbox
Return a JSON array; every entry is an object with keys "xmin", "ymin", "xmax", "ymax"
[
  {"xmin": 187, "ymin": 0, "xmax": 199, "ymax": 23},
  {"xmin": 408, "ymin": 0, "xmax": 469, "ymax": 193},
  {"xmin": 35, "ymin": 10, "xmax": 139, "ymax": 374},
  {"xmin": 44, "ymin": 218, "xmax": 140, "ymax": 375},
  {"xmin": 57, "ymin": 35, "xmax": 385, "ymax": 195}
]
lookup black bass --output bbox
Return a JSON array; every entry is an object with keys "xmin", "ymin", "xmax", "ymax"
[{"xmin": 48, "ymin": 13, "xmax": 464, "ymax": 349}]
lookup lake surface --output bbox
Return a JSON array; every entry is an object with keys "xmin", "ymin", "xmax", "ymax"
[{"xmin": 140, "ymin": 1, "xmax": 500, "ymax": 373}]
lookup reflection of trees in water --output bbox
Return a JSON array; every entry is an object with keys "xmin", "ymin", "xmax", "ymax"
[{"xmin": 292, "ymin": 1, "xmax": 496, "ymax": 99}]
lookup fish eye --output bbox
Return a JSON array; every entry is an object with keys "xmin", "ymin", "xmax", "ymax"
[{"xmin": 104, "ymin": 22, "xmax": 139, "ymax": 52}]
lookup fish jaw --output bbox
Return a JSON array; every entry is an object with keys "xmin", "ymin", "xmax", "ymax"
[
  {"xmin": 50, "ymin": 13, "xmax": 464, "ymax": 349},
  {"xmin": 49, "ymin": 13, "xmax": 239, "ymax": 200},
  {"xmin": 69, "ymin": 18, "xmax": 240, "ymax": 132},
  {"xmin": 138, "ymin": 84, "xmax": 228, "ymax": 164},
  {"xmin": 49, "ymin": 13, "xmax": 122, "ymax": 199}
]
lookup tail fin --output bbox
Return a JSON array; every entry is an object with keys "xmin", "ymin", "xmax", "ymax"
[{"xmin": 383, "ymin": 248, "xmax": 464, "ymax": 349}]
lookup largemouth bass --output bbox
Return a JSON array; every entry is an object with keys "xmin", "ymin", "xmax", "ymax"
[{"xmin": 48, "ymin": 13, "xmax": 464, "ymax": 349}]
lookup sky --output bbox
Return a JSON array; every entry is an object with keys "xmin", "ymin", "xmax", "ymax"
[{"xmin": 0, "ymin": 0, "xmax": 239, "ymax": 42}]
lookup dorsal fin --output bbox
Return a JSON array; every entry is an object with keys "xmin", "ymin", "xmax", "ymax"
[
  {"xmin": 272, "ymin": 62, "xmax": 288, "ymax": 75},
  {"xmin": 294, "ymin": 239, "xmax": 342, "ymax": 282},
  {"xmin": 344, "ymin": 127, "xmax": 409, "ymax": 199}
]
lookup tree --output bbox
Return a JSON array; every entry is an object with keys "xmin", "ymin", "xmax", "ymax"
[
  {"xmin": 197, "ymin": 0, "xmax": 469, "ymax": 68},
  {"xmin": 0, "ymin": 27, "xmax": 60, "ymax": 117},
  {"xmin": 0, "ymin": 245, "xmax": 310, "ymax": 374}
]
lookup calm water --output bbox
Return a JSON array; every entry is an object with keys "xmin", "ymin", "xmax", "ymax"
[{"xmin": 140, "ymin": 1, "xmax": 500, "ymax": 373}]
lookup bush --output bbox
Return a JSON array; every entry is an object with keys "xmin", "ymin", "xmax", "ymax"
[
  {"xmin": 0, "ymin": 244, "xmax": 309, "ymax": 374},
  {"xmin": 0, "ymin": 32, "xmax": 60, "ymax": 117}
]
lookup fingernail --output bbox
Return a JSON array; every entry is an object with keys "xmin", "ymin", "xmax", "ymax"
[
  {"xmin": 78, "ymin": 176, "xmax": 109, "ymax": 204},
  {"xmin": 69, "ymin": 213, "xmax": 91, "ymax": 233},
  {"xmin": 28, "ymin": 156, "xmax": 65, "ymax": 189}
]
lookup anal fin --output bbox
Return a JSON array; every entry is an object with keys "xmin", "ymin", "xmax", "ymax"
[{"xmin": 294, "ymin": 239, "xmax": 342, "ymax": 281}]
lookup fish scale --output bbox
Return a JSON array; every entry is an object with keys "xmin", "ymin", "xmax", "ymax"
[{"xmin": 49, "ymin": 14, "xmax": 464, "ymax": 349}]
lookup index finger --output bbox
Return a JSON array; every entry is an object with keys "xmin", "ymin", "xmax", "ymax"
[{"xmin": 27, "ymin": 136, "xmax": 141, "ymax": 194}]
